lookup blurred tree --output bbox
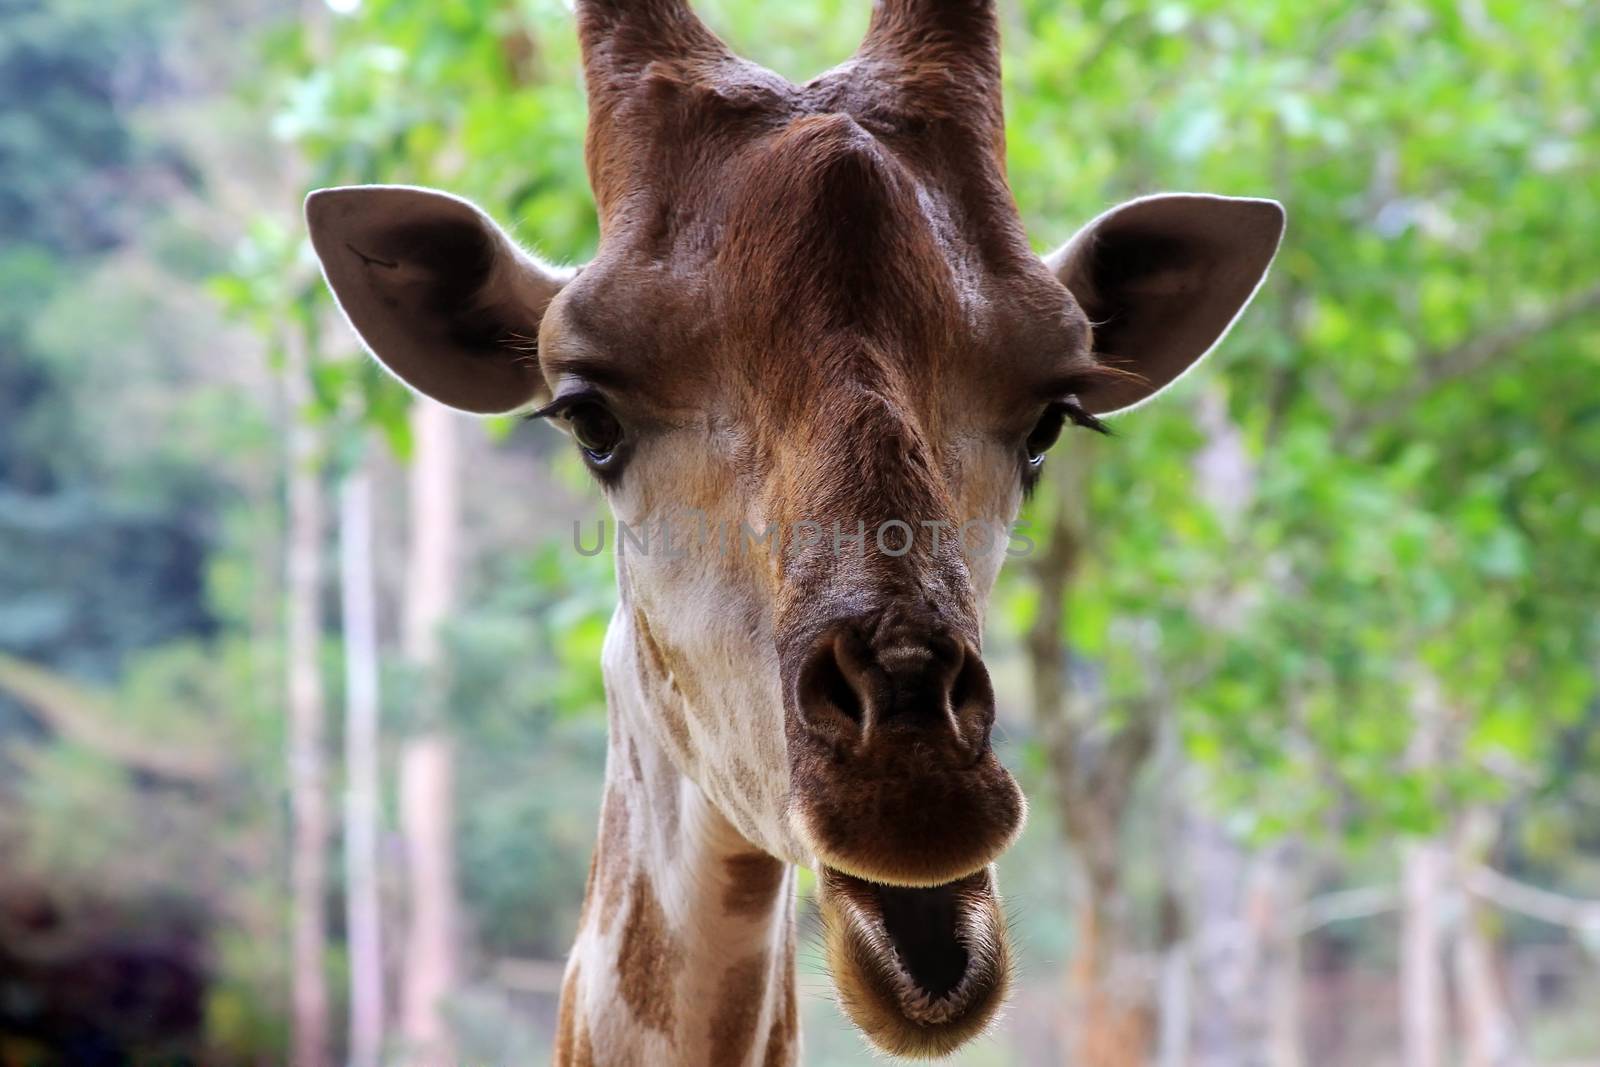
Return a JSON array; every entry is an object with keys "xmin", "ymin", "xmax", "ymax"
[
  {"xmin": 398, "ymin": 401, "xmax": 463, "ymax": 1064},
  {"xmin": 339, "ymin": 461, "xmax": 384, "ymax": 1067},
  {"xmin": 1002, "ymin": 0, "xmax": 1600, "ymax": 1061},
  {"xmin": 0, "ymin": 0, "xmax": 212, "ymax": 684}
]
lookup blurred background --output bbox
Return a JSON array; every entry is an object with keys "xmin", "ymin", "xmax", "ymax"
[{"xmin": 1, "ymin": 0, "xmax": 1598, "ymax": 1064}]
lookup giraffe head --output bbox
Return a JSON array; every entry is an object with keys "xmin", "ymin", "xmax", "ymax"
[{"xmin": 307, "ymin": 0, "xmax": 1282, "ymax": 1055}]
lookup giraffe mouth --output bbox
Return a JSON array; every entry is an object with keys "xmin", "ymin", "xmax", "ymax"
[{"xmin": 819, "ymin": 864, "xmax": 1011, "ymax": 1058}]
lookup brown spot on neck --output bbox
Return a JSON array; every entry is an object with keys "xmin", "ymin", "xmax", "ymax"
[
  {"xmin": 722, "ymin": 852, "xmax": 786, "ymax": 918},
  {"xmin": 634, "ymin": 609, "xmax": 695, "ymax": 755},
  {"xmin": 595, "ymin": 787, "xmax": 632, "ymax": 933},
  {"xmin": 709, "ymin": 951, "xmax": 769, "ymax": 1067},
  {"xmin": 761, "ymin": 932, "xmax": 798, "ymax": 1067},
  {"xmin": 554, "ymin": 961, "xmax": 582, "ymax": 1066},
  {"xmin": 627, "ymin": 735, "xmax": 644, "ymax": 782},
  {"xmin": 572, "ymin": 1016, "xmax": 594, "ymax": 1067},
  {"xmin": 617, "ymin": 871, "xmax": 683, "ymax": 1035}
]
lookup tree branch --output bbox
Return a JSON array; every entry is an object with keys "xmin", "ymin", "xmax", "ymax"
[
  {"xmin": 1291, "ymin": 885, "xmax": 1400, "ymax": 936},
  {"xmin": 1282, "ymin": 868, "xmax": 1600, "ymax": 939},
  {"xmin": 1347, "ymin": 281, "xmax": 1600, "ymax": 437},
  {"xmin": 1464, "ymin": 865, "xmax": 1600, "ymax": 933},
  {"xmin": 0, "ymin": 652, "xmax": 221, "ymax": 784}
]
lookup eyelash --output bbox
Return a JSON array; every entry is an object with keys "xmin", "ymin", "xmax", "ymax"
[
  {"xmin": 526, "ymin": 391, "xmax": 598, "ymax": 421},
  {"xmin": 1064, "ymin": 402, "xmax": 1111, "ymax": 437}
]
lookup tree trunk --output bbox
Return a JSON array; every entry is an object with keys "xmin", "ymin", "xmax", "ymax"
[
  {"xmin": 1186, "ymin": 387, "xmax": 1307, "ymax": 1067},
  {"xmin": 1025, "ymin": 442, "xmax": 1156, "ymax": 1067},
  {"xmin": 1453, "ymin": 811, "xmax": 1520, "ymax": 1067},
  {"xmin": 340, "ymin": 466, "xmax": 384, "ymax": 1067},
  {"xmin": 1186, "ymin": 826, "xmax": 1303, "ymax": 1067},
  {"xmin": 1454, "ymin": 909, "xmax": 1517, "ymax": 1067},
  {"xmin": 1187, "ymin": 823, "xmax": 1264, "ymax": 1067},
  {"xmin": 399, "ymin": 401, "xmax": 461, "ymax": 1064},
  {"xmin": 399, "ymin": 734, "xmax": 459, "ymax": 1061},
  {"xmin": 1070, "ymin": 889, "xmax": 1151, "ymax": 1067},
  {"xmin": 1401, "ymin": 839, "xmax": 1449, "ymax": 1067},
  {"xmin": 283, "ymin": 328, "xmax": 330, "ymax": 1067},
  {"xmin": 1401, "ymin": 674, "xmax": 1450, "ymax": 1067},
  {"xmin": 1154, "ymin": 720, "xmax": 1191, "ymax": 1067},
  {"xmin": 1265, "ymin": 868, "xmax": 1307, "ymax": 1067}
]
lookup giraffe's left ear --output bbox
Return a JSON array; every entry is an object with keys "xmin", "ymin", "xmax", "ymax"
[
  {"xmin": 306, "ymin": 184, "xmax": 573, "ymax": 415},
  {"xmin": 1045, "ymin": 193, "xmax": 1285, "ymax": 415}
]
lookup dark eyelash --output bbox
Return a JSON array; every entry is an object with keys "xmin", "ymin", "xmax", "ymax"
[
  {"xmin": 1022, "ymin": 465, "xmax": 1043, "ymax": 500},
  {"xmin": 524, "ymin": 389, "xmax": 604, "ymax": 422},
  {"xmin": 1063, "ymin": 401, "xmax": 1112, "ymax": 437}
]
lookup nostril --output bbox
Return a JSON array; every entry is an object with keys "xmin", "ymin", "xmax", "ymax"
[
  {"xmin": 949, "ymin": 654, "xmax": 976, "ymax": 711},
  {"xmin": 797, "ymin": 634, "xmax": 869, "ymax": 746},
  {"xmin": 948, "ymin": 651, "xmax": 995, "ymax": 750},
  {"xmin": 818, "ymin": 644, "xmax": 864, "ymax": 725}
]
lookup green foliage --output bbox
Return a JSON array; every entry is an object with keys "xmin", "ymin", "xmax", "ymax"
[
  {"xmin": 995, "ymin": 0, "xmax": 1600, "ymax": 845},
  {"xmin": 447, "ymin": 542, "xmax": 613, "ymax": 957}
]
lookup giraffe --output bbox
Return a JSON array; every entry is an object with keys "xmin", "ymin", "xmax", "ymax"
[{"xmin": 304, "ymin": 0, "xmax": 1284, "ymax": 1061}]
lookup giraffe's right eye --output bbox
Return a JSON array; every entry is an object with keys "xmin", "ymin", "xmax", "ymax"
[{"xmin": 566, "ymin": 400, "xmax": 624, "ymax": 465}]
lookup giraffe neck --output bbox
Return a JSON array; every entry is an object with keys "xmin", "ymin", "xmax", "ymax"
[{"xmin": 555, "ymin": 653, "xmax": 799, "ymax": 1067}]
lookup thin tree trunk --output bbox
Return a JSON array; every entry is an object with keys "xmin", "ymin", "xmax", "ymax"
[
  {"xmin": 1401, "ymin": 673, "xmax": 1449, "ymax": 1067},
  {"xmin": 399, "ymin": 401, "xmax": 461, "ymax": 1064},
  {"xmin": 1025, "ymin": 442, "xmax": 1156, "ymax": 1067},
  {"xmin": 1454, "ymin": 811, "xmax": 1519, "ymax": 1067},
  {"xmin": 1265, "ymin": 863, "xmax": 1307, "ymax": 1067},
  {"xmin": 1187, "ymin": 822, "xmax": 1266, "ymax": 1067},
  {"xmin": 283, "ymin": 328, "xmax": 330, "ymax": 1067},
  {"xmin": 1401, "ymin": 839, "xmax": 1448, "ymax": 1067},
  {"xmin": 1186, "ymin": 829, "xmax": 1305, "ymax": 1067},
  {"xmin": 340, "ymin": 466, "xmax": 384, "ymax": 1067},
  {"xmin": 400, "ymin": 734, "xmax": 459, "ymax": 1060},
  {"xmin": 1155, "ymin": 936, "xmax": 1190, "ymax": 1067},
  {"xmin": 1070, "ymin": 891, "xmax": 1151, "ymax": 1067},
  {"xmin": 1186, "ymin": 387, "xmax": 1308, "ymax": 1067},
  {"xmin": 1454, "ymin": 910, "xmax": 1517, "ymax": 1067},
  {"xmin": 1154, "ymin": 717, "xmax": 1191, "ymax": 1067}
]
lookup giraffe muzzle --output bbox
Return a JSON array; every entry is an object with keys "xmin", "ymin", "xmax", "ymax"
[{"xmin": 782, "ymin": 611, "xmax": 1027, "ymax": 888}]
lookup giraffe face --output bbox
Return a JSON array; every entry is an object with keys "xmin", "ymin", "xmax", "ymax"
[
  {"xmin": 305, "ymin": 1, "xmax": 1283, "ymax": 1056},
  {"xmin": 532, "ymin": 102, "xmax": 1075, "ymax": 1050}
]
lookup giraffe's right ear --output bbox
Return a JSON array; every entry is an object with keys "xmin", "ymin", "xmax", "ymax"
[{"xmin": 305, "ymin": 185, "xmax": 572, "ymax": 415}]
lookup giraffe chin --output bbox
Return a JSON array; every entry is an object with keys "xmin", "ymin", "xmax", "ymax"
[{"xmin": 820, "ymin": 865, "xmax": 1011, "ymax": 1060}]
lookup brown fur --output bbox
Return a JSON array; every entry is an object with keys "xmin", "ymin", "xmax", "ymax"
[
  {"xmin": 709, "ymin": 951, "xmax": 770, "ymax": 1066},
  {"xmin": 633, "ymin": 608, "xmax": 696, "ymax": 754},
  {"xmin": 596, "ymin": 788, "xmax": 631, "ymax": 933},
  {"xmin": 572, "ymin": 1018, "xmax": 595, "ymax": 1067},
  {"xmin": 547, "ymin": 0, "xmax": 1095, "ymax": 925},
  {"xmin": 562, "ymin": 1, "xmax": 1048, "ymax": 1058},
  {"xmin": 722, "ymin": 852, "xmax": 786, "ymax": 917},
  {"xmin": 617, "ymin": 871, "xmax": 684, "ymax": 1034},
  {"xmin": 554, "ymin": 962, "xmax": 581, "ymax": 1066},
  {"xmin": 760, "ymin": 931, "xmax": 798, "ymax": 1067}
]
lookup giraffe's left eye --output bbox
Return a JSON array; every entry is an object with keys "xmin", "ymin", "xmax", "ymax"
[
  {"xmin": 1023, "ymin": 398, "xmax": 1110, "ymax": 475},
  {"xmin": 1025, "ymin": 405, "xmax": 1068, "ymax": 468}
]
